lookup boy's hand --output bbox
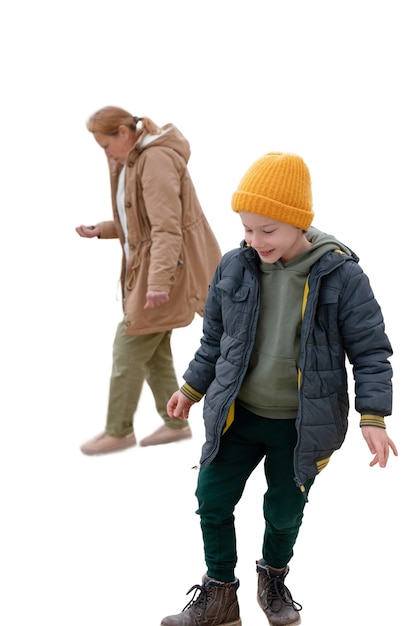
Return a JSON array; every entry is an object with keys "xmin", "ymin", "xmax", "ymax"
[
  {"xmin": 361, "ymin": 425, "xmax": 398, "ymax": 468},
  {"xmin": 167, "ymin": 390, "xmax": 195, "ymax": 420}
]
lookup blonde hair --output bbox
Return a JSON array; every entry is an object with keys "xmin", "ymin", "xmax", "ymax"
[{"xmin": 86, "ymin": 106, "xmax": 160, "ymax": 136}]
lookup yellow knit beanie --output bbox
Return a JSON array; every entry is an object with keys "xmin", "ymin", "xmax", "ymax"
[{"xmin": 231, "ymin": 152, "xmax": 314, "ymax": 229}]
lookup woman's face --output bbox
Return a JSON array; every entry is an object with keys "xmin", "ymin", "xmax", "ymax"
[{"xmin": 93, "ymin": 126, "xmax": 136, "ymax": 165}]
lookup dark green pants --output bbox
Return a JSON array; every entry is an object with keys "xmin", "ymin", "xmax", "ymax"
[{"xmin": 196, "ymin": 404, "xmax": 314, "ymax": 582}]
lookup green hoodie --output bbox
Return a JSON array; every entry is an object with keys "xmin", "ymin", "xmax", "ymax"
[{"xmin": 237, "ymin": 227, "xmax": 350, "ymax": 419}]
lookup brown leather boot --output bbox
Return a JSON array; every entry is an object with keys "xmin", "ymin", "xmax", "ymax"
[
  {"xmin": 256, "ymin": 561, "xmax": 302, "ymax": 626},
  {"xmin": 161, "ymin": 575, "xmax": 241, "ymax": 626}
]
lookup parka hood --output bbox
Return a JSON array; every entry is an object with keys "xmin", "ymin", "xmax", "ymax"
[
  {"xmin": 136, "ymin": 123, "xmax": 191, "ymax": 163},
  {"xmin": 107, "ymin": 123, "xmax": 191, "ymax": 180}
]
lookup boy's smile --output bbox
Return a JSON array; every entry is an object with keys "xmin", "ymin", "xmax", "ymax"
[{"xmin": 239, "ymin": 211, "xmax": 311, "ymax": 264}]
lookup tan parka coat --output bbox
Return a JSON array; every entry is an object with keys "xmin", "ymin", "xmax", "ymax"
[{"xmin": 97, "ymin": 124, "xmax": 222, "ymax": 336}]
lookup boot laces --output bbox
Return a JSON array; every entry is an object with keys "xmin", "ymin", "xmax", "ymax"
[
  {"xmin": 265, "ymin": 576, "xmax": 302, "ymax": 612},
  {"xmin": 182, "ymin": 584, "xmax": 210, "ymax": 615}
]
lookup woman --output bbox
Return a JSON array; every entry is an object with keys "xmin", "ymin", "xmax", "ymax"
[{"xmin": 77, "ymin": 107, "xmax": 221, "ymax": 455}]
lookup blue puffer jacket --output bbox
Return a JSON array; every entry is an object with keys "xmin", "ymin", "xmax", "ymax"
[{"xmin": 183, "ymin": 242, "xmax": 393, "ymax": 488}]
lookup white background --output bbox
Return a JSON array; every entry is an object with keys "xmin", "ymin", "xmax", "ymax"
[{"xmin": 1, "ymin": 1, "xmax": 415, "ymax": 624}]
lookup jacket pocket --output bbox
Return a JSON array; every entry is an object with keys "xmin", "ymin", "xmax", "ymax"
[
  {"xmin": 216, "ymin": 279, "xmax": 252, "ymax": 338},
  {"xmin": 216, "ymin": 278, "xmax": 250, "ymax": 301},
  {"xmin": 315, "ymin": 286, "xmax": 341, "ymax": 345}
]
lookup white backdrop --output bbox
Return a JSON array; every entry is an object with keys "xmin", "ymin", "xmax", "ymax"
[{"xmin": 1, "ymin": 1, "xmax": 414, "ymax": 625}]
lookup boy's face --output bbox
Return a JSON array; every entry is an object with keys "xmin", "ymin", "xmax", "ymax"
[{"xmin": 239, "ymin": 211, "xmax": 309, "ymax": 264}]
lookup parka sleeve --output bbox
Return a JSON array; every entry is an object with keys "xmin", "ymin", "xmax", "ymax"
[{"xmin": 97, "ymin": 220, "xmax": 118, "ymax": 239}]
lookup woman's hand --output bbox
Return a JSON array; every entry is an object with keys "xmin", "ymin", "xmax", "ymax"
[
  {"xmin": 75, "ymin": 224, "xmax": 101, "ymax": 238},
  {"xmin": 144, "ymin": 290, "xmax": 169, "ymax": 309}
]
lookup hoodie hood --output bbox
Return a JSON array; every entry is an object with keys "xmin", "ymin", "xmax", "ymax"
[
  {"xmin": 283, "ymin": 225, "xmax": 355, "ymax": 275},
  {"xmin": 306, "ymin": 226, "xmax": 352, "ymax": 257}
]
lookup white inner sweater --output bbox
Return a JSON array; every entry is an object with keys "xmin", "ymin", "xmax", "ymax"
[{"xmin": 116, "ymin": 164, "xmax": 128, "ymax": 260}]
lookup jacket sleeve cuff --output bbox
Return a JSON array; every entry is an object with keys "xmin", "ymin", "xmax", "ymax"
[
  {"xmin": 97, "ymin": 220, "xmax": 118, "ymax": 239},
  {"xmin": 180, "ymin": 383, "xmax": 204, "ymax": 403},
  {"xmin": 360, "ymin": 414, "xmax": 386, "ymax": 429}
]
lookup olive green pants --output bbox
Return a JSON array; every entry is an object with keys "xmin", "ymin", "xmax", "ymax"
[
  {"xmin": 196, "ymin": 403, "xmax": 314, "ymax": 582},
  {"xmin": 105, "ymin": 320, "xmax": 185, "ymax": 436}
]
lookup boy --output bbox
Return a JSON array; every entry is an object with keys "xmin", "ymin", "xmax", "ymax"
[{"xmin": 161, "ymin": 152, "xmax": 397, "ymax": 626}]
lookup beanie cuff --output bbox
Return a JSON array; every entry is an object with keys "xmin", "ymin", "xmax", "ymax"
[{"xmin": 232, "ymin": 191, "xmax": 314, "ymax": 230}]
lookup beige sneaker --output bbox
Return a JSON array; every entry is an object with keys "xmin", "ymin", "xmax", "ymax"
[
  {"xmin": 139, "ymin": 424, "xmax": 192, "ymax": 447},
  {"xmin": 80, "ymin": 431, "xmax": 137, "ymax": 456}
]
